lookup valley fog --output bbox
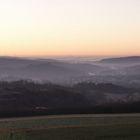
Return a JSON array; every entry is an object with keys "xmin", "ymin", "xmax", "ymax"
[
  {"xmin": 0, "ymin": 56, "xmax": 140, "ymax": 88},
  {"xmin": 0, "ymin": 56, "xmax": 140, "ymax": 116}
]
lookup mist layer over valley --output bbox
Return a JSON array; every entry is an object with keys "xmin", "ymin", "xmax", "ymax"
[
  {"xmin": 0, "ymin": 56, "xmax": 140, "ymax": 87},
  {"xmin": 0, "ymin": 56, "xmax": 140, "ymax": 116}
]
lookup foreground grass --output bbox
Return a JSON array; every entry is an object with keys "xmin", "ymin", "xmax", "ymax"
[{"xmin": 0, "ymin": 114, "xmax": 140, "ymax": 140}]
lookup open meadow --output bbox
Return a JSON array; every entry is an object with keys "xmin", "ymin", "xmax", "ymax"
[{"xmin": 0, "ymin": 114, "xmax": 140, "ymax": 140}]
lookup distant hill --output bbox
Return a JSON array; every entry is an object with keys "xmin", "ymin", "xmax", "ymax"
[
  {"xmin": 100, "ymin": 56, "xmax": 140, "ymax": 63},
  {"xmin": 0, "ymin": 56, "xmax": 57, "ymax": 66},
  {"xmin": 0, "ymin": 56, "xmax": 107, "ymax": 83}
]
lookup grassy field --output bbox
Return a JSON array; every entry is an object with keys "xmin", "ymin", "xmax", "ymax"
[{"xmin": 0, "ymin": 114, "xmax": 140, "ymax": 140}]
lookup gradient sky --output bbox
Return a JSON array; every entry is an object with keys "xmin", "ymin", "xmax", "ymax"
[{"xmin": 0, "ymin": 0, "xmax": 140, "ymax": 57}]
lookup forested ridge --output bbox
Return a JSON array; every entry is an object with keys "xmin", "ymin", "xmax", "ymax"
[{"xmin": 0, "ymin": 80, "xmax": 140, "ymax": 117}]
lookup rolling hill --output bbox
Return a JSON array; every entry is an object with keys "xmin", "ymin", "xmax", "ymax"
[{"xmin": 100, "ymin": 56, "xmax": 140, "ymax": 64}]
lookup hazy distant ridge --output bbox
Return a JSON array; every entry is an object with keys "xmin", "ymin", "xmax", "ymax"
[{"xmin": 100, "ymin": 56, "xmax": 140, "ymax": 63}]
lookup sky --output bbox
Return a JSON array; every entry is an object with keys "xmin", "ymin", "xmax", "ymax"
[{"xmin": 0, "ymin": 0, "xmax": 140, "ymax": 57}]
